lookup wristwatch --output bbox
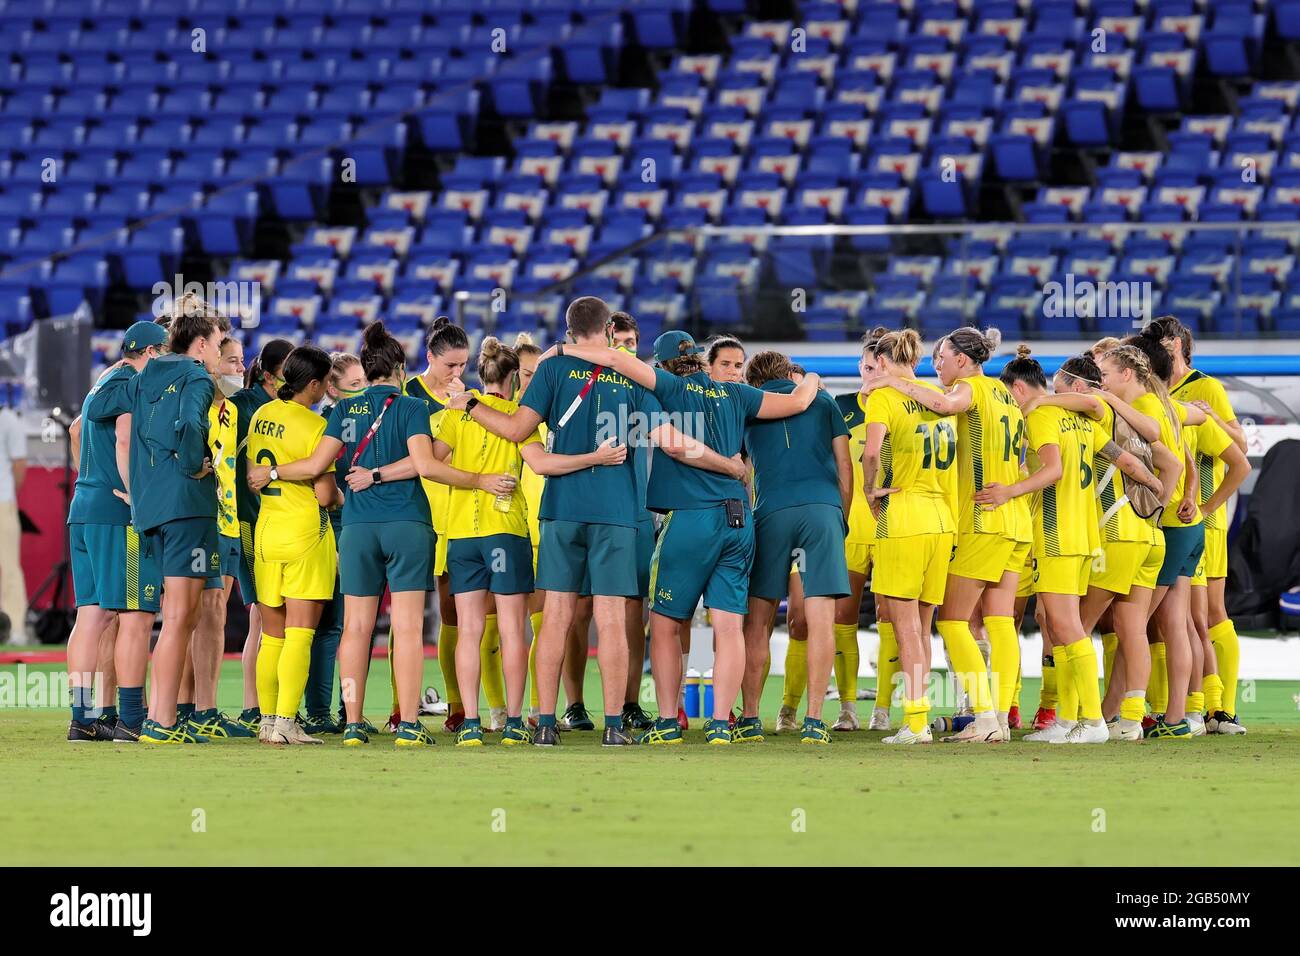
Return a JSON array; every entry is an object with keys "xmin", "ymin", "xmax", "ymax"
[
  {"xmin": 466, "ymin": 395, "xmax": 480, "ymax": 412},
  {"xmin": 269, "ymin": 466, "xmax": 279, "ymax": 482},
  {"xmin": 371, "ymin": 468, "xmax": 383, "ymax": 485}
]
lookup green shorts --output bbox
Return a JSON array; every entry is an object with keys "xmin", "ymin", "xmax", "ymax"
[
  {"xmin": 70, "ymin": 523, "xmax": 161, "ymax": 613},
  {"xmin": 649, "ymin": 505, "xmax": 755, "ymax": 619},
  {"xmin": 339, "ymin": 520, "xmax": 436, "ymax": 597},
  {"xmin": 581, "ymin": 518, "xmax": 655, "ymax": 599},
  {"xmin": 536, "ymin": 519, "xmax": 639, "ymax": 597},
  {"xmin": 1157, "ymin": 522, "xmax": 1205, "ymax": 587},
  {"xmin": 750, "ymin": 504, "xmax": 850, "ymax": 601},
  {"xmin": 146, "ymin": 516, "xmax": 221, "ymax": 580},
  {"xmin": 447, "ymin": 533, "xmax": 535, "ymax": 595},
  {"xmin": 636, "ymin": 519, "xmax": 655, "ymax": 598}
]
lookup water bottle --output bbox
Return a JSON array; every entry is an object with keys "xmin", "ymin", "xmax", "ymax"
[
  {"xmin": 931, "ymin": 713, "xmax": 975, "ymax": 735},
  {"xmin": 493, "ymin": 490, "xmax": 512, "ymax": 513}
]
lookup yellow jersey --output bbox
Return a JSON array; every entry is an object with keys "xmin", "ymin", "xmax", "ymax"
[
  {"xmin": 208, "ymin": 398, "xmax": 239, "ymax": 540},
  {"xmin": 247, "ymin": 399, "xmax": 334, "ymax": 561},
  {"xmin": 405, "ymin": 374, "xmax": 452, "ymax": 533},
  {"xmin": 1171, "ymin": 370, "xmax": 1236, "ymax": 531},
  {"xmin": 1133, "ymin": 392, "xmax": 1195, "ymax": 528},
  {"xmin": 435, "ymin": 390, "xmax": 543, "ymax": 540},
  {"xmin": 954, "ymin": 374, "xmax": 1032, "ymax": 541},
  {"xmin": 1094, "ymin": 403, "xmax": 1159, "ymax": 546},
  {"xmin": 1186, "ymin": 416, "xmax": 1233, "ymax": 526},
  {"xmin": 865, "ymin": 379, "xmax": 957, "ymax": 538},
  {"xmin": 1024, "ymin": 405, "xmax": 1103, "ymax": 558},
  {"xmin": 835, "ymin": 391, "xmax": 877, "ymax": 544},
  {"xmin": 520, "ymin": 422, "xmax": 547, "ymax": 545}
]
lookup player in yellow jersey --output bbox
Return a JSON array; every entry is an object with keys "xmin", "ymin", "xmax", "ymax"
[
  {"xmin": 826, "ymin": 327, "xmax": 891, "ymax": 733},
  {"xmin": 1022, "ymin": 352, "xmax": 1176, "ymax": 741},
  {"xmin": 181, "ymin": 335, "xmax": 258, "ymax": 739},
  {"xmin": 405, "ymin": 317, "xmax": 472, "ymax": 732},
  {"xmin": 1147, "ymin": 317, "xmax": 1251, "ymax": 734},
  {"xmin": 868, "ymin": 326, "xmax": 1029, "ymax": 743},
  {"xmin": 514, "ymin": 334, "xmax": 550, "ymax": 726},
  {"xmin": 857, "ymin": 330, "xmax": 957, "ymax": 744},
  {"xmin": 246, "ymin": 347, "xmax": 341, "ymax": 745},
  {"xmin": 992, "ymin": 347, "xmax": 1117, "ymax": 743},
  {"xmin": 1137, "ymin": 324, "xmax": 1251, "ymax": 736},
  {"xmin": 1111, "ymin": 338, "xmax": 1204, "ymax": 739}
]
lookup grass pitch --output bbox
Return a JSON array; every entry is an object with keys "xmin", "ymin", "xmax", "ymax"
[{"xmin": 2, "ymin": 658, "xmax": 1297, "ymax": 866}]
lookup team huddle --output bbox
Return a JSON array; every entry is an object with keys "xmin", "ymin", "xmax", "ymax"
[{"xmin": 60, "ymin": 293, "xmax": 1252, "ymax": 747}]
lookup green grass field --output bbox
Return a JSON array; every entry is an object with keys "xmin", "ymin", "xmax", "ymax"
[{"xmin": 3, "ymin": 658, "xmax": 1298, "ymax": 866}]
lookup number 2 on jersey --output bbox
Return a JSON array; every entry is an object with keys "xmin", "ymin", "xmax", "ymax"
[{"xmin": 256, "ymin": 449, "xmax": 281, "ymax": 496}]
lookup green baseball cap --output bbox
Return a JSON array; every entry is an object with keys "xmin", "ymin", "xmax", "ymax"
[
  {"xmin": 652, "ymin": 330, "xmax": 704, "ymax": 365},
  {"xmin": 122, "ymin": 321, "xmax": 168, "ymax": 353}
]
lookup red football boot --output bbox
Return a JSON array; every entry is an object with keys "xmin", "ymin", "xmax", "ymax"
[{"xmin": 1032, "ymin": 707, "xmax": 1056, "ymax": 731}]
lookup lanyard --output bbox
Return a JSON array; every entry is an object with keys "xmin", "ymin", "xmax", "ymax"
[
  {"xmin": 556, "ymin": 365, "xmax": 605, "ymax": 429},
  {"xmin": 350, "ymin": 394, "xmax": 397, "ymax": 469}
]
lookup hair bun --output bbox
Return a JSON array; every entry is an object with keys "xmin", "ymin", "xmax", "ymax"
[
  {"xmin": 480, "ymin": 335, "xmax": 501, "ymax": 358},
  {"xmin": 1015, "ymin": 343, "xmax": 1033, "ymax": 359},
  {"xmin": 982, "ymin": 326, "xmax": 1003, "ymax": 352},
  {"xmin": 430, "ymin": 315, "xmax": 451, "ymax": 332},
  {"xmin": 513, "ymin": 331, "xmax": 534, "ymax": 348},
  {"xmin": 363, "ymin": 320, "xmax": 389, "ymax": 346}
]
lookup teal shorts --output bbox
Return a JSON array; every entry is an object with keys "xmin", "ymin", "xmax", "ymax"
[
  {"xmin": 636, "ymin": 519, "xmax": 655, "ymax": 598},
  {"xmin": 537, "ymin": 519, "xmax": 639, "ymax": 597},
  {"xmin": 70, "ymin": 523, "xmax": 161, "ymax": 613},
  {"xmin": 217, "ymin": 521, "xmax": 256, "ymax": 605},
  {"xmin": 339, "ymin": 520, "xmax": 436, "ymax": 597},
  {"xmin": 649, "ymin": 505, "xmax": 755, "ymax": 619},
  {"xmin": 750, "ymin": 503, "xmax": 850, "ymax": 601},
  {"xmin": 1157, "ymin": 522, "xmax": 1205, "ymax": 587},
  {"xmin": 146, "ymin": 516, "xmax": 221, "ymax": 580},
  {"xmin": 447, "ymin": 533, "xmax": 534, "ymax": 595}
]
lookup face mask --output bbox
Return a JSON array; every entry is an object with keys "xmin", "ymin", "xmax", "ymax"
[{"xmin": 218, "ymin": 374, "xmax": 243, "ymax": 397}]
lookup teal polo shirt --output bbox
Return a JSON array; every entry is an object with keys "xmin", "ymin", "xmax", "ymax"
[
  {"xmin": 324, "ymin": 384, "xmax": 432, "ymax": 526},
  {"xmin": 743, "ymin": 379, "xmax": 849, "ymax": 519},
  {"xmin": 645, "ymin": 369, "xmax": 765, "ymax": 513}
]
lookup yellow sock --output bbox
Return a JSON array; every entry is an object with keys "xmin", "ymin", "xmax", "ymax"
[
  {"xmin": 275, "ymin": 626, "xmax": 314, "ymax": 719},
  {"xmin": 985, "ymin": 616, "xmax": 1019, "ymax": 716},
  {"xmin": 1064, "ymin": 638, "xmax": 1102, "ymax": 722},
  {"xmin": 255, "ymin": 633, "xmax": 284, "ymax": 717},
  {"xmin": 1101, "ymin": 632, "xmax": 1118, "ymax": 690},
  {"xmin": 1119, "ymin": 691, "xmax": 1146, "ymax": 723},
  {"xmin": 1187, "ymin": 690, "xmax": 1204, "ymax": 715},
  {"xmin": 439, "ymin": 624, "xmax": 460, "ymax": 707},
  {"xmin": 761, "ymin": 649, "xmax": 771, "ymax": 690},
  {"xmin": 833, "ymin": 623, "xmax": 859, "ymax": 703},
  {"xmin": 529, "ymin": 610, "xmax": 543, "ymax": 639},
  {"xmin": 480, "ymin": 615, "xmax": 505, "ymax": 711},
  {"xmin": 1053, "ymin": 645, "xmax": 1078, "ymax": 722},
  {"xmin": 527, "ymin": 636, "xmax": 539, "ymax": 711},
  {"xmin": 936, "ymin": 620, "xmax": 994, "ymax": 714},
  {"xmin": 875, "ymin": 621, "xmax": 899, "ymax": 709},
  {"xmin": 1148, "ymin": 642, "xmax": 1168, "ymax": 713},
  {"xmin": 1203, "ymin": 673, "xmax": 1224, "ymax": 714},
  {"xmin": 1209, "ymin": 620, "xmax": 1240, "ymax": 715},
  {"xmin": 1039, "ymin": 654, "xmax": 1058, "ymax": 709},
  {"xmin": 1013, "ymin": 654, "xmax": 1022, "ymax": 709},
  {"xmin": 903, "ymin": 697, "xmax": 930, "ymax": 734},
  {"xmin": 782, "ymin": 638, "xmax": 807, "ymax": 709}
]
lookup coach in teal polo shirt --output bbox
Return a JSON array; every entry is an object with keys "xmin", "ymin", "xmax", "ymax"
[
  {"xmin": 739, "ymin": 352, "xmax": 853, "ymax": 744},
  {"xmin": 557, "ymin": 329, "xmax": 822, "ymax": 745}
]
